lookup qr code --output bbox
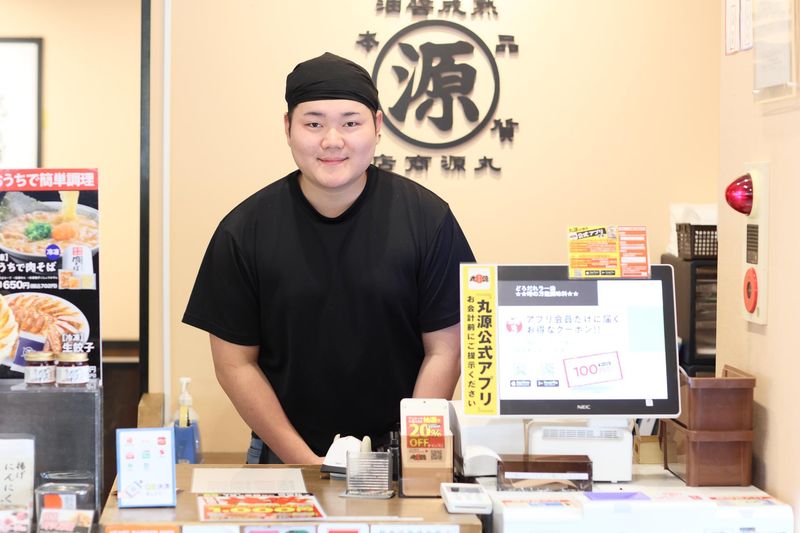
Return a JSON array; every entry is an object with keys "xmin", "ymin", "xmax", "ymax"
[{"xmin": 431, "ymin": 450, "xmax": 442, "ymax": 461}]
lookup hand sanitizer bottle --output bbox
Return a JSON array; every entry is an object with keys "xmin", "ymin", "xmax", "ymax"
[{"xmin": 173, "ymin": 377, "xmax": 202, "ymax": 463}]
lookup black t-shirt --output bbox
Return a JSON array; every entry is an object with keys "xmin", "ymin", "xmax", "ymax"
[{"xmin": 183, "ymin": 165, "xmax": 475, "ymax": 455}]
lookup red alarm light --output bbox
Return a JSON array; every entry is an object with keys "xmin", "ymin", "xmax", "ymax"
[{"xmin": 725, "ymin": 173, "xmax": 753, "ymax": 215}]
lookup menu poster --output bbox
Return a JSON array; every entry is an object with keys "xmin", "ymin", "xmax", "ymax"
[
  {"xmin": 197, "ymin": 494, "xmax": 325, "ymax": 521},
  {"xmin": 0, "ymin": 169, "xmax": 100, "ymax": 375}
]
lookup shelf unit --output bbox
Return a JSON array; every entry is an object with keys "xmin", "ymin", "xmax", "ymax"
[{"xmin": 661, "ymin": 254, "xmax": 717, "ymax": 376}]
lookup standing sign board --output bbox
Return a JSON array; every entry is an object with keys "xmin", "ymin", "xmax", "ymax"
[{"xmin": 0, "ymin": 169, "xmax": 101, "ymax": 375}]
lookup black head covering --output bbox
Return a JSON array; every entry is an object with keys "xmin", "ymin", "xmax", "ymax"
[{"xmin": 285, "ymin": 52, "xmax": 380, "ymax": 112}]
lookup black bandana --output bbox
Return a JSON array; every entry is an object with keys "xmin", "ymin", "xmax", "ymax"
[{"xmin": 285, "ymin": 52, "xmax": 380, "ymax": 112}]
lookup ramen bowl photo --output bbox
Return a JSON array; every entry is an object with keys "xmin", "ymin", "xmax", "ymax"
[{"xmin": 0, "ymin": 201, "xmax": 99, "ymax": 263}]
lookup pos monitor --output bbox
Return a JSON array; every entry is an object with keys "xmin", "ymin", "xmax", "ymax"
[{"xmin": 459, "ymin": 264, "xmax": 681, "ymax": 481}]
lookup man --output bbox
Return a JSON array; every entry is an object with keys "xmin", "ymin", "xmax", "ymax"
[{"xmin": 183, "ymin": 52, "xmax": 475, "ymax": 464}]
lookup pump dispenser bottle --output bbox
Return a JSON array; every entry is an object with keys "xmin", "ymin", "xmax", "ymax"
[{"xmin": 173, "ymin": 377, "xmax": 202, "ymax": 463}]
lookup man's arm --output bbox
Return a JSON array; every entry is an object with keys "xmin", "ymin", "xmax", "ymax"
[
  {"xmin": 209, "ymin": 334, "xmax": 323, "ymax": 464},
  {"xmin": 413, "ymin": 323, "xmax": 461, "ymax": 398}
]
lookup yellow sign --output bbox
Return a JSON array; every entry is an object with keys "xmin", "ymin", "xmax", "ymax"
[
  {"xmin": 568, "ymin": 225, "xmax": 650, "ymax": 279},
  {"xmin": 460, "ymin": 264, "xmax": 498, "ymax": 415}
]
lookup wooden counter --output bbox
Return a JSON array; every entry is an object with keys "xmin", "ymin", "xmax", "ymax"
[{"xmin": 100, "ymin": 463, "xmax": 482, "ymax": 531}]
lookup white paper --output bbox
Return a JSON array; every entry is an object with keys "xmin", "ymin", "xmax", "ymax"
[
  {"xmin": 726, "ymin": 0, "xmax": 741, "ymax": 54},
  {"xmin": 0, "ymin": 437, "xmax": 35, "ymax": 507},
  {"xmin": 740, "ymin": 0, "xmax": 754, "ymax": 50},
  {"xmin": 190, "ymin": 468, "xmax": 307, "ymax": 494},
  {"xmin": 754, "ymin": 0, "xmax": 794, "ymax": 89}
]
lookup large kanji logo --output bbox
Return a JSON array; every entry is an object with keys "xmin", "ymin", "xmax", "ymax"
[{"xmin": 373, "ymin": 20, "xmax": 500, "ymax": 149}]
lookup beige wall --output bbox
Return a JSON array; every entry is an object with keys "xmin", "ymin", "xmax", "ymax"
[
  {"xmin": 717, "ymin": 15, "xmax": 800, "ymax": 526},
  {"xmin": 153, "ymin": 0, "xmax": 721, "ymax": 454},
  {"xmin": 0, "ymin": 0, "xmax": 140, "ymax": 340}
]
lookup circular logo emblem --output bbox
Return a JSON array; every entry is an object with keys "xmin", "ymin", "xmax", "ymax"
[
  {"xmin": 373, "ymin": 20, "xmax": 500, "ymax": 149},
  {"xmin": 45, "ymin": 244, "xmax": 62, "ymax": 261}
]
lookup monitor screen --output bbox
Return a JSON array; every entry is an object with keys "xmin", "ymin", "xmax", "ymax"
[{"xmin": 460, "ymin": 264, "xmax": 680, "ymax": 417}]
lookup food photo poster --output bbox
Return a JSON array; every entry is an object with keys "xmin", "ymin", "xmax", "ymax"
[{"xmin": 0, "ymin": 168, "xmax": 101, "ymax": 376}]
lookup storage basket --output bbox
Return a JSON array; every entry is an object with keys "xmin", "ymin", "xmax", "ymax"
[
  {"xmin": 662, "ymin": 419, "xmax": 753, "ymax": 486},
  {"xmin": 677, "ymin": 365, "xmax": 755, "ymax": 431},
  {"xmin": 677, "ymin": 223, "xmax": 718, "ymax": 259}
]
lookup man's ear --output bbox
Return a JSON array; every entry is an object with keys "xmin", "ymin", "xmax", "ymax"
[
  {"xmin": 284, "ymin": 112, "xmax": 291, "ymax": 143},
  {"xmin": 375, "ymin": 110, "xmax": 384, "ymax": 137}
]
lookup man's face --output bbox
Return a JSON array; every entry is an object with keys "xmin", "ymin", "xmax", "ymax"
[{"xmin": 285, "ymin": 99, "xmax": 383, "ymax": 195}]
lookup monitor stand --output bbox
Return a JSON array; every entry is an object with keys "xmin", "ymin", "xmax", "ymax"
[{"xmin": 524, "ymin": 417, "xmax": 633, "ymax": 483}]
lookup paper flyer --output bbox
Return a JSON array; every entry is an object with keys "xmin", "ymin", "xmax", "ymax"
[
  {"xmin": 567, "ymin": 225, "xmax": 649, "ymax": 279},
  {"xmin": 0, "ymin": 169, "xmax": 100, "ymax": 375},
  {"xmin": 197, "ymin": 494, "xmax": 325, "ymax": 521}
]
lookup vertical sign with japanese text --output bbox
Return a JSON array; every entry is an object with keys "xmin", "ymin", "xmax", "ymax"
[
  {"xmin": 0, "ymin": 435, "xmax": 34, "ymax": 508},
  {"xmin": 0, "ymin": 169, "xmax": 101, "ymax": 375},
  {"xmin": 460, "ymin": 264, "xmax": 498, "ymax": 415}
]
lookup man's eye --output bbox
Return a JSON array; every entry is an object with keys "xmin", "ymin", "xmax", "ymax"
[
  {"xmin": 344, "ymin": 121, "xmax": 360, "ymax": 127},
  {"xmin": 307, "ymin": 122, "xmax": 322, "ymax": 128}
]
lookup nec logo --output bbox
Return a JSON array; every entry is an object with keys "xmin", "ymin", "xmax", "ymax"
[{"xmin": 576, "ymin": 404, "xmax": 592, "ymax": 410}]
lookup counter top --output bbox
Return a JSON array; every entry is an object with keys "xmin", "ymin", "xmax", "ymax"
[{"xmin": 100, "ymin": 463, "xmax": 482, "ymax": 531}]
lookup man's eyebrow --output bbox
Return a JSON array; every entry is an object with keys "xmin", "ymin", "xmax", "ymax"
[{"xmin": 300, "ymin": 110, "xmax": 365, "ymax": 118}]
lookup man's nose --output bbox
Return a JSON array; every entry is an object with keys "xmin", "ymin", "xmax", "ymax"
[{"xmin": 321, "ymin": 128, "xmax": 344, "ymax": 148}]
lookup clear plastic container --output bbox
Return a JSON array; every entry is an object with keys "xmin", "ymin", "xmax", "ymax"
[{"xmin": 35, "ymin": 482, "xmax": 94, "ymax": 522}]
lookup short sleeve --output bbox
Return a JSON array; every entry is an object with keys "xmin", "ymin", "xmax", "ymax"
[
  {"xmin": 418, "ymin": 209, "xmax": 475, "ymax": 332},
  {"xmin": 182, "ymin": 222, "xmax": 261, "ymax": 346}
]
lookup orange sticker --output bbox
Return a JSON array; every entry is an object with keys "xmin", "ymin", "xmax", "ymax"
[{"xmin": 405, "ymin": 415, "xmax": 445, "ymax": 448}]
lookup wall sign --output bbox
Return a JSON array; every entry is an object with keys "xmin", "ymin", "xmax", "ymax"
[
  {"xmin": 373, "ymin": 20, "xmax": 500, "ymax": 149},
  {"xmin": 358, "ymin": 0, "xmax": 518, "ymax": 177}
]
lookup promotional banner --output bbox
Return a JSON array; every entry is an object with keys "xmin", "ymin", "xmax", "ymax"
[
  {"xmin": 460, "ymin": 264, "xmax": 498, "ymax": 415},
  {"xmin": 0, "ymin": 168, "xmax": 101, "ymax": 376}
]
